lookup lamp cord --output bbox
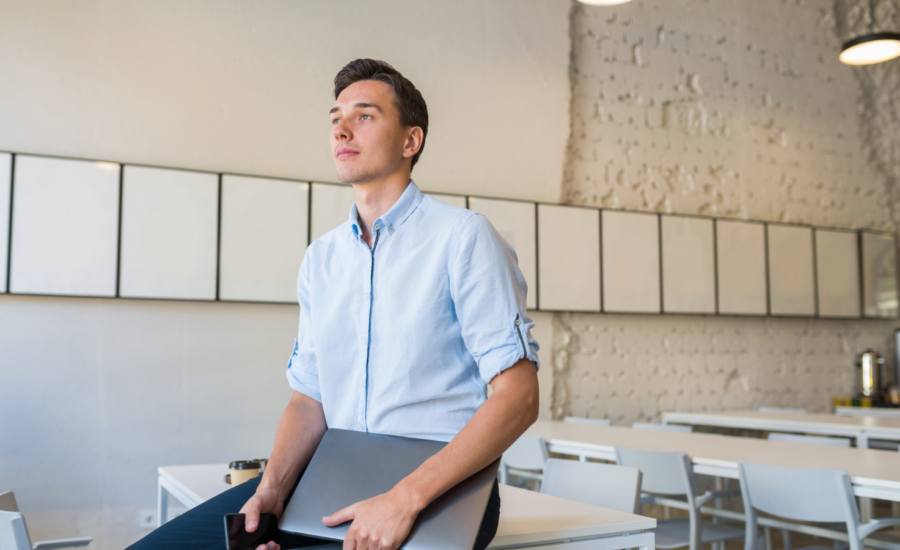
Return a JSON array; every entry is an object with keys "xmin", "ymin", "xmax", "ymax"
[{"xmin": 868, "ymin": 0, "xmax": 875, "ymax": 32}]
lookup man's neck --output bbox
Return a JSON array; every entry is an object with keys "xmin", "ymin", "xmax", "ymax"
[{"xmin": 353, "ymin": 172, "xmax": 411, "ymax": 247}]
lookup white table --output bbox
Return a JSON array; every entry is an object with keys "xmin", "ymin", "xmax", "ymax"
[
  {"xmin": 836, "ymin": 407, "xmax": 900, "ymax": 418},
  {"xmin": 525, "ymin": 421, "xmax": 900, "ymax": 550},
  {"xmin": 525, "ymin": 421, "xmax": 900, "ymax": 503},
  {"xmin": 157, "ymin": 464, "xmax": 656, "ymax": 550},
  {"xmin": 661, "ymin": 410, "xmax": 900, "ymax": 449}
]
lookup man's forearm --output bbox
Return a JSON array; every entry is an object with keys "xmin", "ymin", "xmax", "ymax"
[
  {"xmin": 395, "ymin": 359, "xmax": 539, "ymax": 511},
  {"xmin": 258, "ymin": 390, "xmax": 328, "ymax": 502}
]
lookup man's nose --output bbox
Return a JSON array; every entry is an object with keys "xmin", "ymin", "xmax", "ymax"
[{"xmin": 332, "ymin": 118, "xmax": 351, "ymax": 141}]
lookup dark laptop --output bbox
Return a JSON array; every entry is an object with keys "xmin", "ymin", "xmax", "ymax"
[{"xmin": 279, "ymin": 429, "xmax": 500, "ymax": 550}]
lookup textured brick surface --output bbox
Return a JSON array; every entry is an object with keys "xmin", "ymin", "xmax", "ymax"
[
  {"xmin": 552, "ymin": 313, "xmax": 895, "ymax": 422},
  {"xmin": 556, "ymin": 0, "xmax": 900, "ymax": 422}
]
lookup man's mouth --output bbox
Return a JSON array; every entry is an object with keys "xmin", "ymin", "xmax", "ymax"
[{"xmin": 336, "ymin": 148, "xmax": 359, "ymax": 159}]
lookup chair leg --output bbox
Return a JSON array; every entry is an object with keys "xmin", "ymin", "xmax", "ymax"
[{"xmin": 781, "ymin": 529, "xmax": 792, "ymax": 550}]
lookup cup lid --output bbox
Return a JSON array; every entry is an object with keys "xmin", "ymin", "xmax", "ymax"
[{"xmin": 229, "ymin": 460, "xmax": 261, "ymax": 470}]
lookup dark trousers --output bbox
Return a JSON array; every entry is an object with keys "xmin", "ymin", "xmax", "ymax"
[{"xmin": 128, "ymin": 475, "xmax": 500, "ymax": 550}]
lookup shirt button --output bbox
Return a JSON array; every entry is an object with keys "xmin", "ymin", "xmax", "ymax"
[
  {"xmin": 358, "ymin": 424, "xmax": 364, "ymax": 430},
  {"xmin": 389, "ymin": 226, "xmax": 394, "ymax": 232},
  {"xmin": 515, "ymin": 319, "xmax": 521, "ymax": 326},
  {"xmin": 374, "ymin": 223, "xmax": 381, "ymax": 230},
  {"xmin": 364, "ymin": 294, "xmax": 369, "ymax": 300}
]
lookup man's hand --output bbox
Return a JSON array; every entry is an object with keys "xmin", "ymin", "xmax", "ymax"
[
  {"xmin": 322, "ymin": 487, "xmax": 423, "ymax": 550},
  {"xmin": 238, "ymin": 485, "xmax": 283, "ymax": 550}
]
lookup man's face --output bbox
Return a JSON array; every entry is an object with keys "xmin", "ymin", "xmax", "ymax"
[{"xmin": 330, "ymin": 80, "xmax": 411, "ymax": 184}]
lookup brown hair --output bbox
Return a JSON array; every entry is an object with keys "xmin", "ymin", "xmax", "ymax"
[{"xmin": 334, "ymin": 59, "xmax": 429, "ymax": 170}]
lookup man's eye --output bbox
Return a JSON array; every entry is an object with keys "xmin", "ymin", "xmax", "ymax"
[
  {"xmin": 332, "ymin": 118, "xmax": 340, "ymax": 125},
  {"xmin": 361, "ymin": 114, "xmax": 372, "ymax": 120}
]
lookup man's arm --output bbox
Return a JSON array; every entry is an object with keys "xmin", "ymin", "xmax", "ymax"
[
  {"xmin": 323, "ymin": 358, "xmax": 539, "ymax": 550},
  {"xmin": 242, "ymin": 390, "xmax": 327, "ymax": 534}
]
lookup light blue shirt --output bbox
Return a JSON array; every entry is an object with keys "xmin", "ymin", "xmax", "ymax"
[{"xmin": 287, "ymin": 181, "xmax": 539, "ymax": 442}]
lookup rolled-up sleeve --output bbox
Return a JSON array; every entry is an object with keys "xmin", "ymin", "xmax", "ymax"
[
  {"xmin": 286, "ymin": 254, "xmax": 322, "ymax": 402},
  {"xmin": 449, "ymin": 212, "xmax": 540, "ymax": 384}
]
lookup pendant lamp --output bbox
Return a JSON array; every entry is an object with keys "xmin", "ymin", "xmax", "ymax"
[
  {"xmin": 839, "ymin": 0, "xmax": 900, "ymax": 65},
  {"xmin": 577, "ymin": 0, "xmax": 634, "ymax": 5}
]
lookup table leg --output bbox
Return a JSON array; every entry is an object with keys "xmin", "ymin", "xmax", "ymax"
[
  {"xmin": 855, "ymin": 435, "xmax": 875, "ymax": 522},
  {"xmin": 158, "ymin": 480, "xmax": 168, "ymax": 527}
]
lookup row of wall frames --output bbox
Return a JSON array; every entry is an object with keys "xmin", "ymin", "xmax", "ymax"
[{"xmin": 0, "ymin": 151, "xmax": 897, "ymax": 319}]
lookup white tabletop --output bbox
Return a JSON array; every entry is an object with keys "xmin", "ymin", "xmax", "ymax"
[
  {"xmin": 663, "ymin": 410, "xmax": 900, "ymax": 433},
  {"xmin": 525, "ymin": 420, "xmax": 900, "ymax": 492},
  {"xmin": 491, "ymin": 485, "xmax": 654, "ymax": 548},
  {"xmin": 836, "ymin": 407, "xmax": 900, "ymax": 418},
  {"xmin": 157, "ymin": 463, "xmax": 655, "ymax": 548}
]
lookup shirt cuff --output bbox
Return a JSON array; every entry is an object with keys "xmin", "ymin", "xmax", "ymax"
[
  {"xmin": 286, "ymin": 367, "xmax": 322, "ymax": 403},
  {"xmin": 477, "ymin": 339, "xmax": 540, "ymax": 385}
]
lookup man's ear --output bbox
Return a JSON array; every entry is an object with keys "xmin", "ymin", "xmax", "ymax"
[{"xmin": 402, "ymin": 126, "xmax": 424, "ymax": 159}]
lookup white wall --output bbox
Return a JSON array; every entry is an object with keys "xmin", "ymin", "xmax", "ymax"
[
  {"xmin": 0, "ymin": 2, "xmax": 571, "ymax": 548},
  {"xmin": 0, "ymin": 0, "xmax": 570, "ymax": 203},
  {"xmin": 555, "ymin": 0, "xmax": 899, "ymax": 421}
]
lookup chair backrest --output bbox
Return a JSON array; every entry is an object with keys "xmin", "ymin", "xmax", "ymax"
[
  {"xmin": 767, "ymin": 433, "xmax": 851, "ymax": 447},
  {"xmin": 540, "ymin": 458, "xmax": 642, "ymax": 513},
  {"xmin": 0, "ymin": 510, "xmax": 32, "ymax": 550},
  {"xmin": 758, "ymin": 407, "xmax": 807, "ymax": 414},
  {"xmin": 502, "ymin": 435, "xmax": 548, "ymax": 470},
  {"xmin": 738, "ymin": 461, "xmax": 860, "ymax": 550},
  {"xmin": 632, "ymin": 422, "xmax": 692, "ymax": 433},
  {"xmin": 615, "ymin": 445, "xmax": 695, "ymax": 498},
  {"xmin": 564, "ymin": 416, "xmax": 611, "ymax": 426},
  {"xmin": 0, "ymin": 492, "xmax": 18, "ymax": 512}
]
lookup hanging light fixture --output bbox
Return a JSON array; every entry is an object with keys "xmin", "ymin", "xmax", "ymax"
[
  {"xmin": 839, "ymin": 0, "xmax": 900, "ymax": 65},
  {"xmin": 577, "ymin": 0, "xmax": 634, "ymax": 5}
]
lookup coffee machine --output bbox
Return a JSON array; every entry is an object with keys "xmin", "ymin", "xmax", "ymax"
[{"xmin": 855, "ymin": 349, "xmax": 888, "ymax": 399}]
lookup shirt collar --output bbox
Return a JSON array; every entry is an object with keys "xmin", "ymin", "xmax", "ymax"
[{"xmin": 350, "ymin": 180, "xmax": 424, "ymax": 238}]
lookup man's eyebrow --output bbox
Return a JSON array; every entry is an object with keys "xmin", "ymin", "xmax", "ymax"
[
  {"xmin": 355, "ymin": 102, "xmax": 383, "ymax": 113},
  {"xmin": 329, "ymin": 102, "xmax": 384, "ymax": 116}
]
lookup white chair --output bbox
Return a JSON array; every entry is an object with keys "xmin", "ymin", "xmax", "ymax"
[
  {"xmin": 616, "ymin": 446, "xmax": 743, "ymax": 550},
  {"xmin": 767, "ymin": 433, "xmax": 851, "ymax": 447},
  {"xmin": 0, "ymin": 491, "xmax": 92, "ymax": 550},
  {"xmin": 738, "ymin": 460, "xmax": 900, "ymax": 550},
  {"xmin": 564, "ymin": 416, "xmax": 612, "ymax": 426},
  {"xmin": 540, "ymin": 458, "xmax": 642, "ymax": 513},
  {"xmin": 633, "ymin": 422, "xmax": 693, "ymax": 433},
  {"xmin": 762, "ymin": 433, "xmax": 851, "ymax": 550},
  {"xmin": 500, "ymin": 435, "xmax": 548, "ymax": 486},
  {"xmin": 758, "ymin": 407, "xmax": 807, "ymax": 414}
]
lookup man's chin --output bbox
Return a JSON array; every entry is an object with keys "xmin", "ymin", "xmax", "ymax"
[{"xmin": 335, "ymin": 168, "xmax": 372, "ymax": 185}]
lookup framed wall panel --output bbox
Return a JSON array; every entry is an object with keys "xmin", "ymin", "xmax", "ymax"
[
  {"xmin": 119, "ymin": 166, "xmax": 219, "ymax": 300},
  {"xmin": 468, "ymin": 197, "xmax": 537, "ymax": 309},
  {"xmin": 716, "ymin": 220, "xmax": 767, "ymax": 315},
  {"xmin": 816, "ymin": 229, "xmax": 860, "ymax": 318},
  {"xmin": 537, "ymin": 204, "xmax": 600, "ymax": 312},
  {"xmin": 661, "ymin": 215, "xmax": 715, "ymax": 314},
  {"xmin": 9, "ymin": 155, "xmax": 120, "ymax": 296},
  {"xmin": 310, "ymin": 183, "xmax": 355, "ymax": 242},
  {"xmin": 767, "ymin": 224, "xmax": 816, "ymax": 316},
  {"xmin": 602, "ymin": 210, "xmax": 660, "ymax": 313},
  {"xmin": 219, "ymin": 175, "xmax": 309, "ymax": 303},
  {"xmin": 427, "ymin": 193, "xmax": 467, "ymax": 209},
  {"xmin": 0, "ymin": 152, "xmax": 11, "ymax": 292},
  {"xmin": 862, "ymin": 231, "xmax": 899, "ymax": 318}
]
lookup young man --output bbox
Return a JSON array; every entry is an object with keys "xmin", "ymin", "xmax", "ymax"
[{"xmin": 128, "ymin": 59, "xmax": 539, "ymax": 550}]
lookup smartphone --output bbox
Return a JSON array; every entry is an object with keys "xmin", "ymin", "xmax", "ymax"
[{"xmin": 224, "ymin": 513, "xmax": 280, "ymax": 550}]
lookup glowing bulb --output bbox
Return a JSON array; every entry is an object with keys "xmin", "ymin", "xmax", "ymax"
[{"xmin": 839, "ymin": 32, "xmax": 900, "ymax": 65}]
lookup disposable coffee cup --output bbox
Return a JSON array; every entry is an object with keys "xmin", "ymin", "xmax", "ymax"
[{"xmin": 227, "ymin": 460, "xmax": 262, "ymax": 486}]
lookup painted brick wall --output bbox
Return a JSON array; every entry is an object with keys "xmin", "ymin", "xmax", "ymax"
[{"xmin": 556, "ymin": 0, "xmax": 899, "ymax": 422}]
